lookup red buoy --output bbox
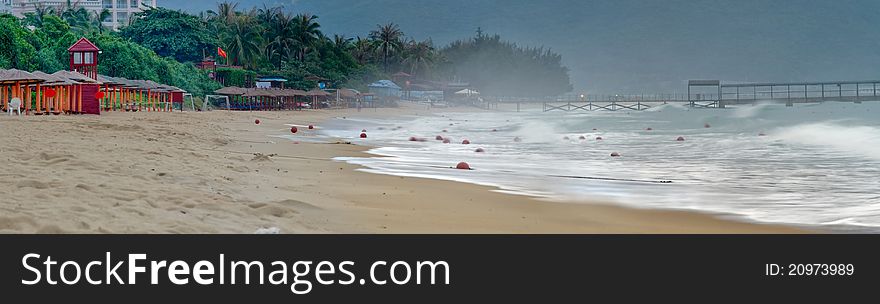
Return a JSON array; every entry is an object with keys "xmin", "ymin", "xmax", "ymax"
[
  {"xmin": 409, "ymin": 137, "xmax": 419, "ymax": 141},
  {"xmin": 442, "ymin": 129, "xmax": 448, "ymax": 133},
  {"xmin": 255, "ymin": 119, "xmax": 261, "ymax": 125},
  {"xmin": 290, "ymin": 126, "xmax": 298, "ymax": 133},
  {"xmin": 646, "ymin": 127, "xmax": 653, "ymax": 131},
  {"xmin": 456, "ymin": 162, "xmax": 471, "ymax": 170},
  {"xmin": 758, "ymin": 133, "xmax": 766, "ymax": 136},
  {"xmin": 360, "ymin": 133, "xmax": 367, "ymax": 138},
  {"xmin": 308, "ymin": 125, "xmax": 314, "ymax": 129},
  {"xmin": 595, "ymin": 136, "xmax": 603, "ymax": 140},
  {"xmin": 461, "ymin": 139, "xmax": 470, "ymax": 144},
  {"xmin": 436, "ymin": 135, "xmax": 444, "ymax": 140},
  {"xmin": 704, "ymin": 123, "xmax": 711, "ymax": 128},
  {"xmin": 492, "ymin": 129, "xmax": 498, "ymax": 132},
  {"xmin": 443, "ymin": 139, "xmax": 451, "ymax": 143},
  {"xmin": 361, "ymin": 129, "xmax": 367, "ymax": 132},
  {"xmin": 610, "ymin": 152, "xmax": 621, "ymax": 157},
  {"xmin": 579, "ymin": 135, "xmax": 586, "ymax": 140},
  {"xmin": 676, "ymin": 136, "xmax": 685, "ymax": 141},
  {"xmin": 514, "ymin": 137, "xmax": 522, "ymax": 142},
  {"xmin": 563, "ymin": 136, "xmax": 570, "ymax": 140},
  {"xmin": 475, "ymin": 148, "xmax": 485, "ymax": 153},
  {"xmin": 592, "ymin": 128, "xmax": 597, "ymax": 131}
]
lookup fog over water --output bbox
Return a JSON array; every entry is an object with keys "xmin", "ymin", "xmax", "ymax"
[{"xmin": 167, "ymin": 0, "xmax": 880, "ymax": 94}]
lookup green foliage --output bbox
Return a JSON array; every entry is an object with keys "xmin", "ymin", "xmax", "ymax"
[
  {"xmin": 0, "ymin": 16, "xmax": 38, "ymax": 70},
  {"xmin": 440, "ymin": 33, "xmax": 573, "ymax": 97},
  {"xmin": 120, "ymin": 8, "xmax": 217, "ymax": 63},
  {"xmin": 215, "ymin": 67, "xmax": 256, "ymax": 87}
]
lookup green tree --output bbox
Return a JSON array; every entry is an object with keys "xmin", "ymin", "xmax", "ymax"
[
  {"xmin": 120, "ymin": 8, "xmax": 217, "ymax": 63},
  {"xmin": 369, "ymin": 22, "xmax": 404, "ymax": 72}
]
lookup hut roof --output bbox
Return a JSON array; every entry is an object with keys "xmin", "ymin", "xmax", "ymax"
[
  {"xmin": 97, "ymin": 74, "xmax": 122, "ymax": 85},
  {"xmin": 30, "ymin": 71, "xmax": 73, "ymax": 85},
  {"xmin": 0, "ymin": 69, "xmax": 47, "ymax": 85},
  {"xmin": 67, "ymin": 37, "xmax": 100, "ymax": 52},
  {"xmin": 52, "ymin": 70, "xmax": 99, "ymax": 84},
  {"xmin": 368, "ymin": 80, "xmax": 402, "ymax": 90},
  {"xmin": 336, "ymin": 88, "xmax": 361, "ymax": 98},
  {"xmin": 214, "ymin": 86, "xmax": 246, "ymax": 95},
  {"xmin": 243, "ymin": 89, "xmax": 280, "ymax": 97},
  {"xmin": 280, "ymin": 89, "xmax": 307, "ymax": 97},
  {"xmin": 306, "ymin": 88, "xmax": 330, "ymax": 96}
]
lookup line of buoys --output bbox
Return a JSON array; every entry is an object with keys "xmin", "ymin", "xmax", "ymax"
[
  {"xmin": 255, "ymin": 119, "xmax": 261, "ymax": 125},
  {"xmin": 676, "ymin": 136, "xmax": 685, "ymax": 141},
  {"xmin": 290, "ymin": 126, "xmax": 298, "ymax": 133},
  {"xmin": 475, "ymin": 148, "xmax": 485, "ymax": 153},
  {"xmin": 360, "ymin": 133, "xmax": 367, "ymax": 138},
  {"xmin": 456, "ymin": 162, "xmax": 471, "ymax": 170},
  {"xmin": 461, "ymin": 139, "xmax": 470, "ymax": 144},
  {"xmin": 610, "ymin": 152, "xmax": 621, "ymax": 157}
]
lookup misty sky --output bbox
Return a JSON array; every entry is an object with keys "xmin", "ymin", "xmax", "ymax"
[{"xmin": 164, "ymin": 0, "xmax": 880, "ymax": 94}]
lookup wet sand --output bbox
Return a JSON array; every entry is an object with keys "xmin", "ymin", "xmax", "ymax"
[{"xmin": 0, "ymin": 104, "xmax": 807, "ymax": 233}]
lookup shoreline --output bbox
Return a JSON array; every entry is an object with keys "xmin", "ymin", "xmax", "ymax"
[{"xmin": 0, "ymin": 105, "xmax": 809, "ymax": 233}]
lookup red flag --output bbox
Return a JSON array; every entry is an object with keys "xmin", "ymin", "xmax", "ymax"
[{"xmin": 217, "ymin": 47, "xmax": 228, "ymax": 58}]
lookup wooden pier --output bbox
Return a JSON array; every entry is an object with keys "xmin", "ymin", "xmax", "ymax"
[{"xmin": 537, "ymin": 79, "xmax": 880, "ymax": 112}]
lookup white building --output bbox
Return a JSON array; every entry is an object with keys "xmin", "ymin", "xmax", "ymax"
[
  {"xmin": 9, "ymin": 0, "xmax": 158, "ymax": 30},
  {"xmin": 1, "ymin": 1, "xmax": 12, "ymax": 14}
]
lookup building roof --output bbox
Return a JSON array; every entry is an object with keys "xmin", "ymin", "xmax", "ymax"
[
  {"xmin": 0, "ymin": 69, "xmax": 46, "ymax": 85},
  {"xmin": 257, "ymin": 76, "xmax": 288, "ymax": 82},
  {"xmin": 368, "ymin": 80, "xmax": 402, "ymax": 90},
  {"xmin": 67, "ymin": 37, "xmax": 101, "ymax": 52}
]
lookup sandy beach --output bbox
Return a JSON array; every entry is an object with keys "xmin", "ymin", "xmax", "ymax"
[{"xmin": 0, "ymin": 104, "xmax": 806, "ymax": 233}]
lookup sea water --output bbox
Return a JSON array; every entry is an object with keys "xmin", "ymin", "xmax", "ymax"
[{"xmin": 320, "ymin": 102, "xmax": 880, "ymax": 231}]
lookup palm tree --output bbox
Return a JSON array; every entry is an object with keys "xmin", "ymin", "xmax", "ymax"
[
  {"xmin": 207, "ymin": 1, "xmax": 238, "ymax": 25},
  {"xmin": 291, "ymin": 14, "xmax": 322, "ymax": 62},
  {"xmin": 350, "ymin": 36, "xmax": 374, "ymax": 65},
  {"xmin": 265, "ymin": 12, "xmax": 295, "ymax": 68},
  {"xmin": 221, "ymin": 16, "xmax": 263, "ymax": 68},
  {"xmin": 89, "ymin": 9, "xmax": 111, "ymax": 34},
  {"xmin": 403, "ymin": 39, "xmax": 436, "ymax": 76},
  {"xmin": 369, "ymin": 22, "xmax": 404, "ymax": 72},
  {"xmin": 333, "ymin": 34, "xmax": 353, "ymax": 51}
]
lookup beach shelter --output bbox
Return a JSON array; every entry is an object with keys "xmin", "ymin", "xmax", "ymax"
[
  {"xmin": 0, "ymin": 69, "xmax": 46, "ymax": 114},
  {"xmin": 306, "ymin": 88, "xmax": 330, "ymax": 109},
  {"xmin": 31, "ymin": 71, "xmax": 73, "ymax": 114},
  {"xmin": 52, "ymin": 70, "xmax": 101, "ymax": 114}
]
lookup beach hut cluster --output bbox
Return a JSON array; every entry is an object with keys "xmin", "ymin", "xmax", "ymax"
[
  {"xmin": 0, "ymin": 68, "xmax": 186, "ymax": 115},
  {"xmin": 212, "ymin": 87, "xmax": 331, "ymax": 110}
]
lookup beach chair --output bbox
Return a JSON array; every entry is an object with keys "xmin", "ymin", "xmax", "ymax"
[{"xmin": 7, "ymin": 97, "xmax": 21, "ymax": 116}]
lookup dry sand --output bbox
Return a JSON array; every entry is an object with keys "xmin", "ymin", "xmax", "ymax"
[{"xmin": 0, "ymin": 104, "xmax": 806, "ymax": 233}]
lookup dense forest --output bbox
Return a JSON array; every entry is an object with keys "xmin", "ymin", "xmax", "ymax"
[{"xmin": 0, "ymin": 1, "xmax": 572, "ymax": 98}]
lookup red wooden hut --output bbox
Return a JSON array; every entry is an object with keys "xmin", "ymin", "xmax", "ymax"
[{"xmin": 67, "ymin": 37, "xmax": 101, "ymax": 114}]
